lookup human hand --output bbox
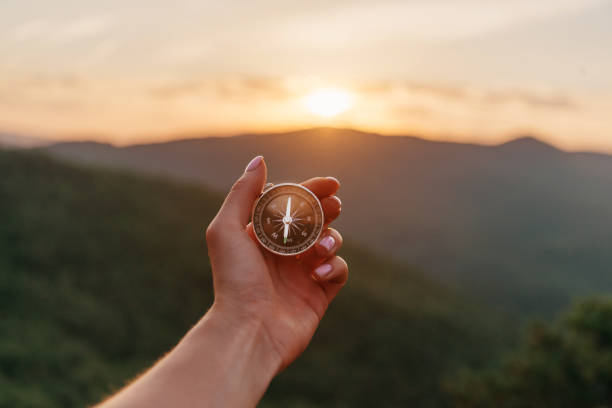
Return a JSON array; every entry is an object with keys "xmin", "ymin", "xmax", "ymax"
[
  {"xmin": 96, "ymin": 156, "xmax": 346, "ymax": 408},
  {"xmin": 205, "ymin": 155, "xmax": 347, "ymax": 371}
]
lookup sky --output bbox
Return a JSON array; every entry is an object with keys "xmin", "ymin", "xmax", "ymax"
[{"xmin": 1, "ymin": 0, "xmax": 611, "ymax": 151}]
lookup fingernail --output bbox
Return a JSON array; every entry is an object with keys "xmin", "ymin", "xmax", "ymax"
[
  {"xmin": 319, "ymin": 235, "xmax": 335, "ymax": 252},
  {"xmin": 314, "ymin": 263, "xmax": 333, "ymax": 280},
  {"xmin": 245, "ymin": 155, "xmax": 263, "ymax": 172},
  {"xmin": 332, "ymin": 196, "xmax": 342, "ymax": 207},
  {"xmin": 326, "ymin": 176, "xmax": 340, "ymax": 184}
]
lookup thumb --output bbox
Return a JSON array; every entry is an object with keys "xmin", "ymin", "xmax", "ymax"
[{"xmin": 216, "ymin": 155, "xmax": 267, "ymax": 229}]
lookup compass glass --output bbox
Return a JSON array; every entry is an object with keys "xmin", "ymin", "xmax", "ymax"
[{"xmin": 253, "ymin": 184, "xmax": 324, "ymax": 256}]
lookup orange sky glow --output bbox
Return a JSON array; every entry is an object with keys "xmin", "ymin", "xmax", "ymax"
[{"xmin": 1, "ymin": 0, "xmax": 611, "ymax": 151}]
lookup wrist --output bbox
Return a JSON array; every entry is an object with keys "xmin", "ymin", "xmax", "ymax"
[
  {"xmin": 208, "ymin": 301, "xmax": 283, "ymax": 369},
  {"xmin": 185, "ymin": 302, "xmax": 282, "ymax": 403}
]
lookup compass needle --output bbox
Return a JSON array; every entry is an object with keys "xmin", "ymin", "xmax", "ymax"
[{"xmin": 285, "ymin": 197, "xmax": 292, "ymax": 219}]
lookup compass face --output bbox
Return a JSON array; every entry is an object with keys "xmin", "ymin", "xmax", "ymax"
[{"xmin": 253, "ymin": 183, "xmax": 324, "ymax": 256}]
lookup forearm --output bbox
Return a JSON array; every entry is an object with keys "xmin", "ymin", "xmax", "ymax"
[{"xmin": 98, "ymin": 305, "xmax": 282, "ymax": 408}]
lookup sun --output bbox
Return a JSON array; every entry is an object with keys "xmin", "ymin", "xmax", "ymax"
[{"xmin": 304, "ymin": 88, "xmax": 352, "ymax": 118}]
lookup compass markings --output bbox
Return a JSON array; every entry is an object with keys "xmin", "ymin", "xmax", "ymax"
[{"xmin": 253, "ymin": 185, "xmax": 324, "ymax": 255}]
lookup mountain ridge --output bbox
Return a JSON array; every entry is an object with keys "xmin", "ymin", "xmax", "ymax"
[{"xmin": 44, "ymin": 127, "xmax": 568, "ymax": 153}]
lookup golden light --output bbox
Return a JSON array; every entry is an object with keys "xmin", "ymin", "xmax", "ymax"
[{"xmin": 304, "ymin": 88, "xmax": 352, "ymax": 118}]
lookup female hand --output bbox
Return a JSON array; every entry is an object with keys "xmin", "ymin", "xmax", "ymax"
[
  {"xmin": 206, "ymin": 155, "xmax": 348, "ymax": 370},
  {"xmin": 98, "ymin": 155, "xmax": 347, "ymax": 408}
]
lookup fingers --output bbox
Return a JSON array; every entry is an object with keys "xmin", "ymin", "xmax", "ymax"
[
  {"xmin": 299, "ymin": 228, "xmax": 343, "ymax": 268},
  {"xmin": 320, "ymin": 196, "xmax": 341, "ymax": 225},
  {"xmin": 213, "ymin": 156, "xmax": 267, "ymax": 231},
  {"xmin": 302, "ymin": 177, "xmax": 340, "ymax": 224},
  {"xmin": 301, "ymin": 177, "xmax": 340, "ymax": 199},
  {"xmin": 314, "ymin": 228, "xmax": 343, "ymax": 258},
  {"xmin": 311, "ymin": 256, "xmax": 349, "ymax": 302}
]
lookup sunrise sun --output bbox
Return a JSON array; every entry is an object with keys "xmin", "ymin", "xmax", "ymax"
[{"xmin": 304, "ymin": 88, "xmax": 352, "ymax": 118}]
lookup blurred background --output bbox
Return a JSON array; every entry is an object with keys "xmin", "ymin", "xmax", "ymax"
[{"xmin": 2, "ymin": 1, "xmax": 612, "ymax": 407}]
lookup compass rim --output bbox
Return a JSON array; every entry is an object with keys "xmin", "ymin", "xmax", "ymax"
[{"xmin": 252, "ymin": 182, "xmax": 324, "ymax": 256}]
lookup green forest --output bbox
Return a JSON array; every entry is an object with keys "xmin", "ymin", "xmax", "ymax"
[{"xmin": 2, "ymin": 150, "xmax": 612, "ymax": 407}]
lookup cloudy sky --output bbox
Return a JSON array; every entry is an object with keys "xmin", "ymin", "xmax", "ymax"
[{"xmin": 1, "ymin": 0, "xmax": 611, "ymax": 151}]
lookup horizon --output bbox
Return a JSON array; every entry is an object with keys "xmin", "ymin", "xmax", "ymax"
[{"xmin": 5, "ymin": 126, "xmax": 609, "ymax": 155}]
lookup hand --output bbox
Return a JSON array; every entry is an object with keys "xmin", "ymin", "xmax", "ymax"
[
  {"xmin": 206, "ymin": 155, "xmax": 347, "ymax": 370},
  {"xmin": 97, "ymin": 155, "xmax": 346, "ymax": 408}
]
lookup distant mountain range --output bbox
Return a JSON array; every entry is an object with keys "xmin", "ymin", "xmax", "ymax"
[
  {"xmin": 40, "ymin": 128, "xmax": 612, "ymax": 315},
  {"xmin": 0, "ymin": 132, "xmax": 49, "ymax": 148}
]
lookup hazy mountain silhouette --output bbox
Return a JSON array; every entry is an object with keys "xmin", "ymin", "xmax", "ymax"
[
  {"xmin": 0, "ymin": 132, "xmax": 49, "ymax": 148},
  {"xmin": 42, "ymin": 128, "xmax": 612, "ymax": 315}
]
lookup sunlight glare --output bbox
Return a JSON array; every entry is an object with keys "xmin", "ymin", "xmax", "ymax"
[{"xmin": 304, "ymin": 88, "xmax": 352, "ymax": 118}]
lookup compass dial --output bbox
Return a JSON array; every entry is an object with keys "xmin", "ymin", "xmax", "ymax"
[{"xmin": 252, "ymin": 183, "xmax": 324, "ymax": 256}]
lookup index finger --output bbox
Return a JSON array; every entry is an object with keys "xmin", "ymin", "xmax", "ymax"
[{"xmin": 301, "ymin": 177, "xmax": 340, "ymax": 198}]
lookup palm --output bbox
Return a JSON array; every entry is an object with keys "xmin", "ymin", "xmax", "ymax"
[
  {"xmin": 263, "ymin": 252, "xmax": 330, "ymax": 363},
  {"xmin": 215, "ymin": 230, "xmax": 329, "ymax": 367}
]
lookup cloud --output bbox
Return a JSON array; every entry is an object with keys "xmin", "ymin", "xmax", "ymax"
[
  {"xmin": 149, "ymin": 80, "xmax": 205, "ymax": 98},
  {"xmin": 272, "ymin": 0, "xmax": 608, "ymax": 46},
  {"xmin": 362, "ymin": 80, "xmax": 577, "ymax": 110},
  {"xmin": 483, "ymin": 90, "xmax": 577, "ymax": 110},
  {"xmin": 83, "ymin": 38, "xmax": 118, "ymax": 64},
  {"xmin": 389, "ymin": 104, "xmax": 433, "ymax": 119},
  {"xmin": 214, "ymin": 77, "xmax": 291, "ymax": 100},
  {"xmin": 52, "ymin": 16, "xmax": 113, "ymax": 44},
  {"xmin": 357, "ymin": 80, "xmax": 462, "ymax": 97},
  {"xmin": 6, "ymin": 16, "xmax": 113, "ymax": 45},
  {"xmin": 156, "ymin": 42, "xmax": 213, "ymax": 64},
  {"xmin": 9, "ymin": 20, "xmax": 49, "ymax": 42},
  {"xmin": 403, "ymin": 82, "xmax": 467, "ymax": 100},
  {"xmin": 149, "ymin": 77, "xmax": 291, "ymax": 100}
]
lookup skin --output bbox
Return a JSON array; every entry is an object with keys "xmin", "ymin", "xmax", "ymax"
[{"xmin": 98, "ymin": 156, "xmax": 348, "ymax": 408}]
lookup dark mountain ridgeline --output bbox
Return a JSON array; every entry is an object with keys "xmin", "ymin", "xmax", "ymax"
[{"xmin": 42, "ymin": 128, "xmax": 612, "ymax": 316}]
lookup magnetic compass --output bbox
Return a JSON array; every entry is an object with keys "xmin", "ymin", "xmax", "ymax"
[{"xmin": 252, "ymin": 183, "xmax": 324, "ymax": 256}]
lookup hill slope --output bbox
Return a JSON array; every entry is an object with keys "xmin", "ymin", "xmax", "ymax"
[
  {"xmin": 0, "ymin": 150, "xmax": 508, "ymax": 407},
  {"xmin": 43, "ymin": 128, "xmax": 612, "ymax": 315}
]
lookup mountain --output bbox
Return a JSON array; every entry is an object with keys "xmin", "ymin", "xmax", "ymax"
[
  {"xmin": 41, "ymin": 128, "xmax": 612, "ymax": 316},
  {"xmin": 0, "ymin": 132, "xmax": 50, "ymax": 148},
  {"xmin": 0, "ymin": 149, "xmax": 509, "ymax": 407}
]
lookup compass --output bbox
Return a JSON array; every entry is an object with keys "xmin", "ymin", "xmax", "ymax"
[{"xmin": 252, "ymin": 183, "xmax": 324, "ymax": 256}]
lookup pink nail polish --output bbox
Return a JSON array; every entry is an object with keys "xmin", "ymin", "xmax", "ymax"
[
  {"xmin": 319, "ymin": 235, "xmax": 335, "ymax": 252},
  {"xmin": 314, "ymin": 263, "xmax": 333, "ymax": 279},
  {"xmin": 245, "ymin": 156, "xmax": 263, "ymax": 172}
]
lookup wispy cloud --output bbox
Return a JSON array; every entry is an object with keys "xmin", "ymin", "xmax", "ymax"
[
  {"xmin": 357, "ymin": 80, "xmax": 577, "ymax": 110},
  {"xmin": 51, "ymin": 16, "xmax": 113, "ymax": 44},
  {"xmin": 9, "ymin": 19, "xmax": 49, "ymax": 41},
  {"xmin": 5, "ymin": 15, "xmax": 112, "ymax": 45},
  {"xmin": 272, "ymin": 0, "xmax": 608, "ymax": 45},
  {"xmin": 483, "ymin": 90, "xmax": 577, "ymax": 110},
  {"xmin": 149, "ymin": 77, "xmax": 291, "ymax": 100}
]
